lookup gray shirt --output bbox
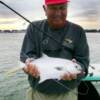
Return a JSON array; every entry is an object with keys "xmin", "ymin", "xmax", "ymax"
[{"xmin": 20, "ymin": 19, "xmax": 89, "ymax": 94}]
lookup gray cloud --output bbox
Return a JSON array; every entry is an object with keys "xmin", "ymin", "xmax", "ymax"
[
  {"xmin": 0, "ymin": 0, "xmax": 44, "ymax": 18},
  {"xmin": 0, "ymin": 0, "xmax": 100, "ymax": 28},
  {"xmin": 69, "ymin": 0, "xmax": 100, "ymax": 21},
  {"xmin": 0, "ymin": 20, "xmax": 17, "ymax": 24}
]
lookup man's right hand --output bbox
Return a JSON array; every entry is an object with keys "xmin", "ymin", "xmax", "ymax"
[{"xmin": 23, "ymin": 58, "xmax": 40, "ymax": 78}]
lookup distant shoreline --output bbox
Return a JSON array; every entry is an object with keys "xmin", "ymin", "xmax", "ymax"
[
  {"xmin": 0, "ymin": 29, "xmax": 100, "ymax": 33},
  {"xmin": 0, "ymin": 30, "xmax": 26, "ymax": 33}
]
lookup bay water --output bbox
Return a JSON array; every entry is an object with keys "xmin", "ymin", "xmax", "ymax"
[{"xmin": 0, "ymin": 32, "xmax": 100, "ymax": 100}]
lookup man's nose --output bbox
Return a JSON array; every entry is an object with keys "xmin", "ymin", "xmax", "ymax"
[{"xmin": 55, "ymin": 9, "xmax": 62, "ymax": 16}]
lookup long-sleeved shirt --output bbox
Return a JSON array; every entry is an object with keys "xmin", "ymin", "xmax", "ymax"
[{"xmin": 20, "ymin": 19, "xmax": 89, "ymax": 94}]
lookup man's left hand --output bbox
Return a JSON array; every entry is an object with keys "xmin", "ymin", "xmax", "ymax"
[
  {"xmin": 60, "ymin": 72, "xmax": 77, "ymax": 81},
  {"xmin": 61, "ymin": 58, "xmax": 78, "ymax": 81}
]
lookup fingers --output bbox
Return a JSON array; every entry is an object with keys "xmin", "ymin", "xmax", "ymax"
[
  {"xmin": 61, "ymin": 72, "xmax": 70, "ymax": 80},
  {"xmin": 61, "ymin": 72, "xmax": 77, "ymax": 81},
  {"xmin": 29, "ymin": 64, "xmax": 40, "ymax": 78},
  {"xmin": 25, "ymin": 58, "xmax": 34, "ymax": 65},
  {"xmin": 70, "ymin": 73, "xmax": 77, "ymax": 80},
  {"xmin": 23, "ymin": 59, "xmax": 40, "ymax": 78}
]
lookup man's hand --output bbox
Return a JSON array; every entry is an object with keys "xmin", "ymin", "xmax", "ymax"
[
  {"xmin": 60, "ymin": 72, "xmax": 77, "ymax": 81},
  {"xmin": 61, "ymin": 58, "xmax": 78, "ymax": 81},
  {"xmin": 23, "ymin": 58, "xmax": 40, "ymax": 78}
]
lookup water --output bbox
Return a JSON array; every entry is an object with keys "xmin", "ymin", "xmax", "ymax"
[{"xmin": 0, "ymin": 32, "xmax": 100, "ymax": 100}]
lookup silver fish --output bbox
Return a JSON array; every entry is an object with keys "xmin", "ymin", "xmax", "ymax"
[
  {"xmin": 20, "ymin": 54, "xmax": 82, "ymax": 83},
  {"xmin": 6, "ymin": 54, "xmax": 82, "ymax": 83}
]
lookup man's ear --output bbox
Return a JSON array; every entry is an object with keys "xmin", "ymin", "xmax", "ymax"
[{"xmin": 43, "ymin": 5, "xmax": 47, "ymax": 16}]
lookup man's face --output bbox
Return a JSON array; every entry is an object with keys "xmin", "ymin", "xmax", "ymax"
[{"xmin": 43, "ymin": 3, "xmax": 68, "ymax": 29}]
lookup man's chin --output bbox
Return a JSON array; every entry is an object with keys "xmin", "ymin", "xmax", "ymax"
[
  {"xmin": 51, "ymin": 22, "xmax": 65, "ymax": 29},
  {"xmin": 51, "ymin": 25, "xmax": 63, "ymax": 30}
]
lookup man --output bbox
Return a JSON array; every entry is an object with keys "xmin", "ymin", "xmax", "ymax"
[{"xmin": 20, "ymin": 0, "xmax": 89, "ymax": 100}]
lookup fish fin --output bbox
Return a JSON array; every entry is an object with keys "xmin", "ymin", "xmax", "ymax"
[{"xmin": 42, "ymin": 53, "xmax": 49, "ymax": 58}]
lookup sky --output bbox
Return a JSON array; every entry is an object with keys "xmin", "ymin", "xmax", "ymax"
[{"xmin": 0, "ymin": 0, "xmax": 100, "ymax": 30}]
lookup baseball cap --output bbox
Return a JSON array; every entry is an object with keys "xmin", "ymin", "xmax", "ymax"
[{"xmin": 45, "ymin": 0, "xmax": 70, "ymax": 5}]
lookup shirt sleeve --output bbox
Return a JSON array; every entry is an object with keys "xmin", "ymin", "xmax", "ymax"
[
  {"xmin": 74, "ymin": 28, "xmax": 90, "ymax": 77},
  {"xmin": 20, "ymin": 24, "xmax": 37, "ymax": 63}
]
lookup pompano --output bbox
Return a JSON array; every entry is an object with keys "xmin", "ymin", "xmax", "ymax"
[
  {"xmin": 20, "ymin": 54, "xmax": 82, "ymax": 83},
  {"xmin": 6, "ymin": 54, "xmax": 82, "ymax": 83}
]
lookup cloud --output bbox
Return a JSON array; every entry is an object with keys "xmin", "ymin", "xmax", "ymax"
[
  {"xmin": 0, "ymin": 18, "xmax": 19, "ymax": 24},
  {"xmin": 67, "ymin": 0, "xmax": 100, "ymax": 28},
  {"xmin": 69, "ymin": 0, "xmax": 100, "ymax": 19},
  {"xmin": 0, "ymin": 0, "xmax": 44, "ymax": 18},
  {"xmin": 0, "ymin": 0, "xmax": 100, "ymax": 29}
]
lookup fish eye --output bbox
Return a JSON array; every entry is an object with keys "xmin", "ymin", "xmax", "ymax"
[{"xmin": 75, "ymin": 65, "xmax": 81, "ymax": 71}]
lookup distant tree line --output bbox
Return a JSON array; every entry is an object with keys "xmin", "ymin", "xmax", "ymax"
[
  {"xmin": 0, "ymin": 29, "xmax": 100, "ymax": 33},
  {"xmin": 85, "ymin": 29, "xmax": 100, "ymax": 33},
  {"xmin": 0, "ymin": 29, "xmax": 26, "ymax": 33}
]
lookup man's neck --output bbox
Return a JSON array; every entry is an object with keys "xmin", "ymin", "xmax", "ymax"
[{"xmin": 48, "ymin": 20, "xmax": 67, "ymax": 31}]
